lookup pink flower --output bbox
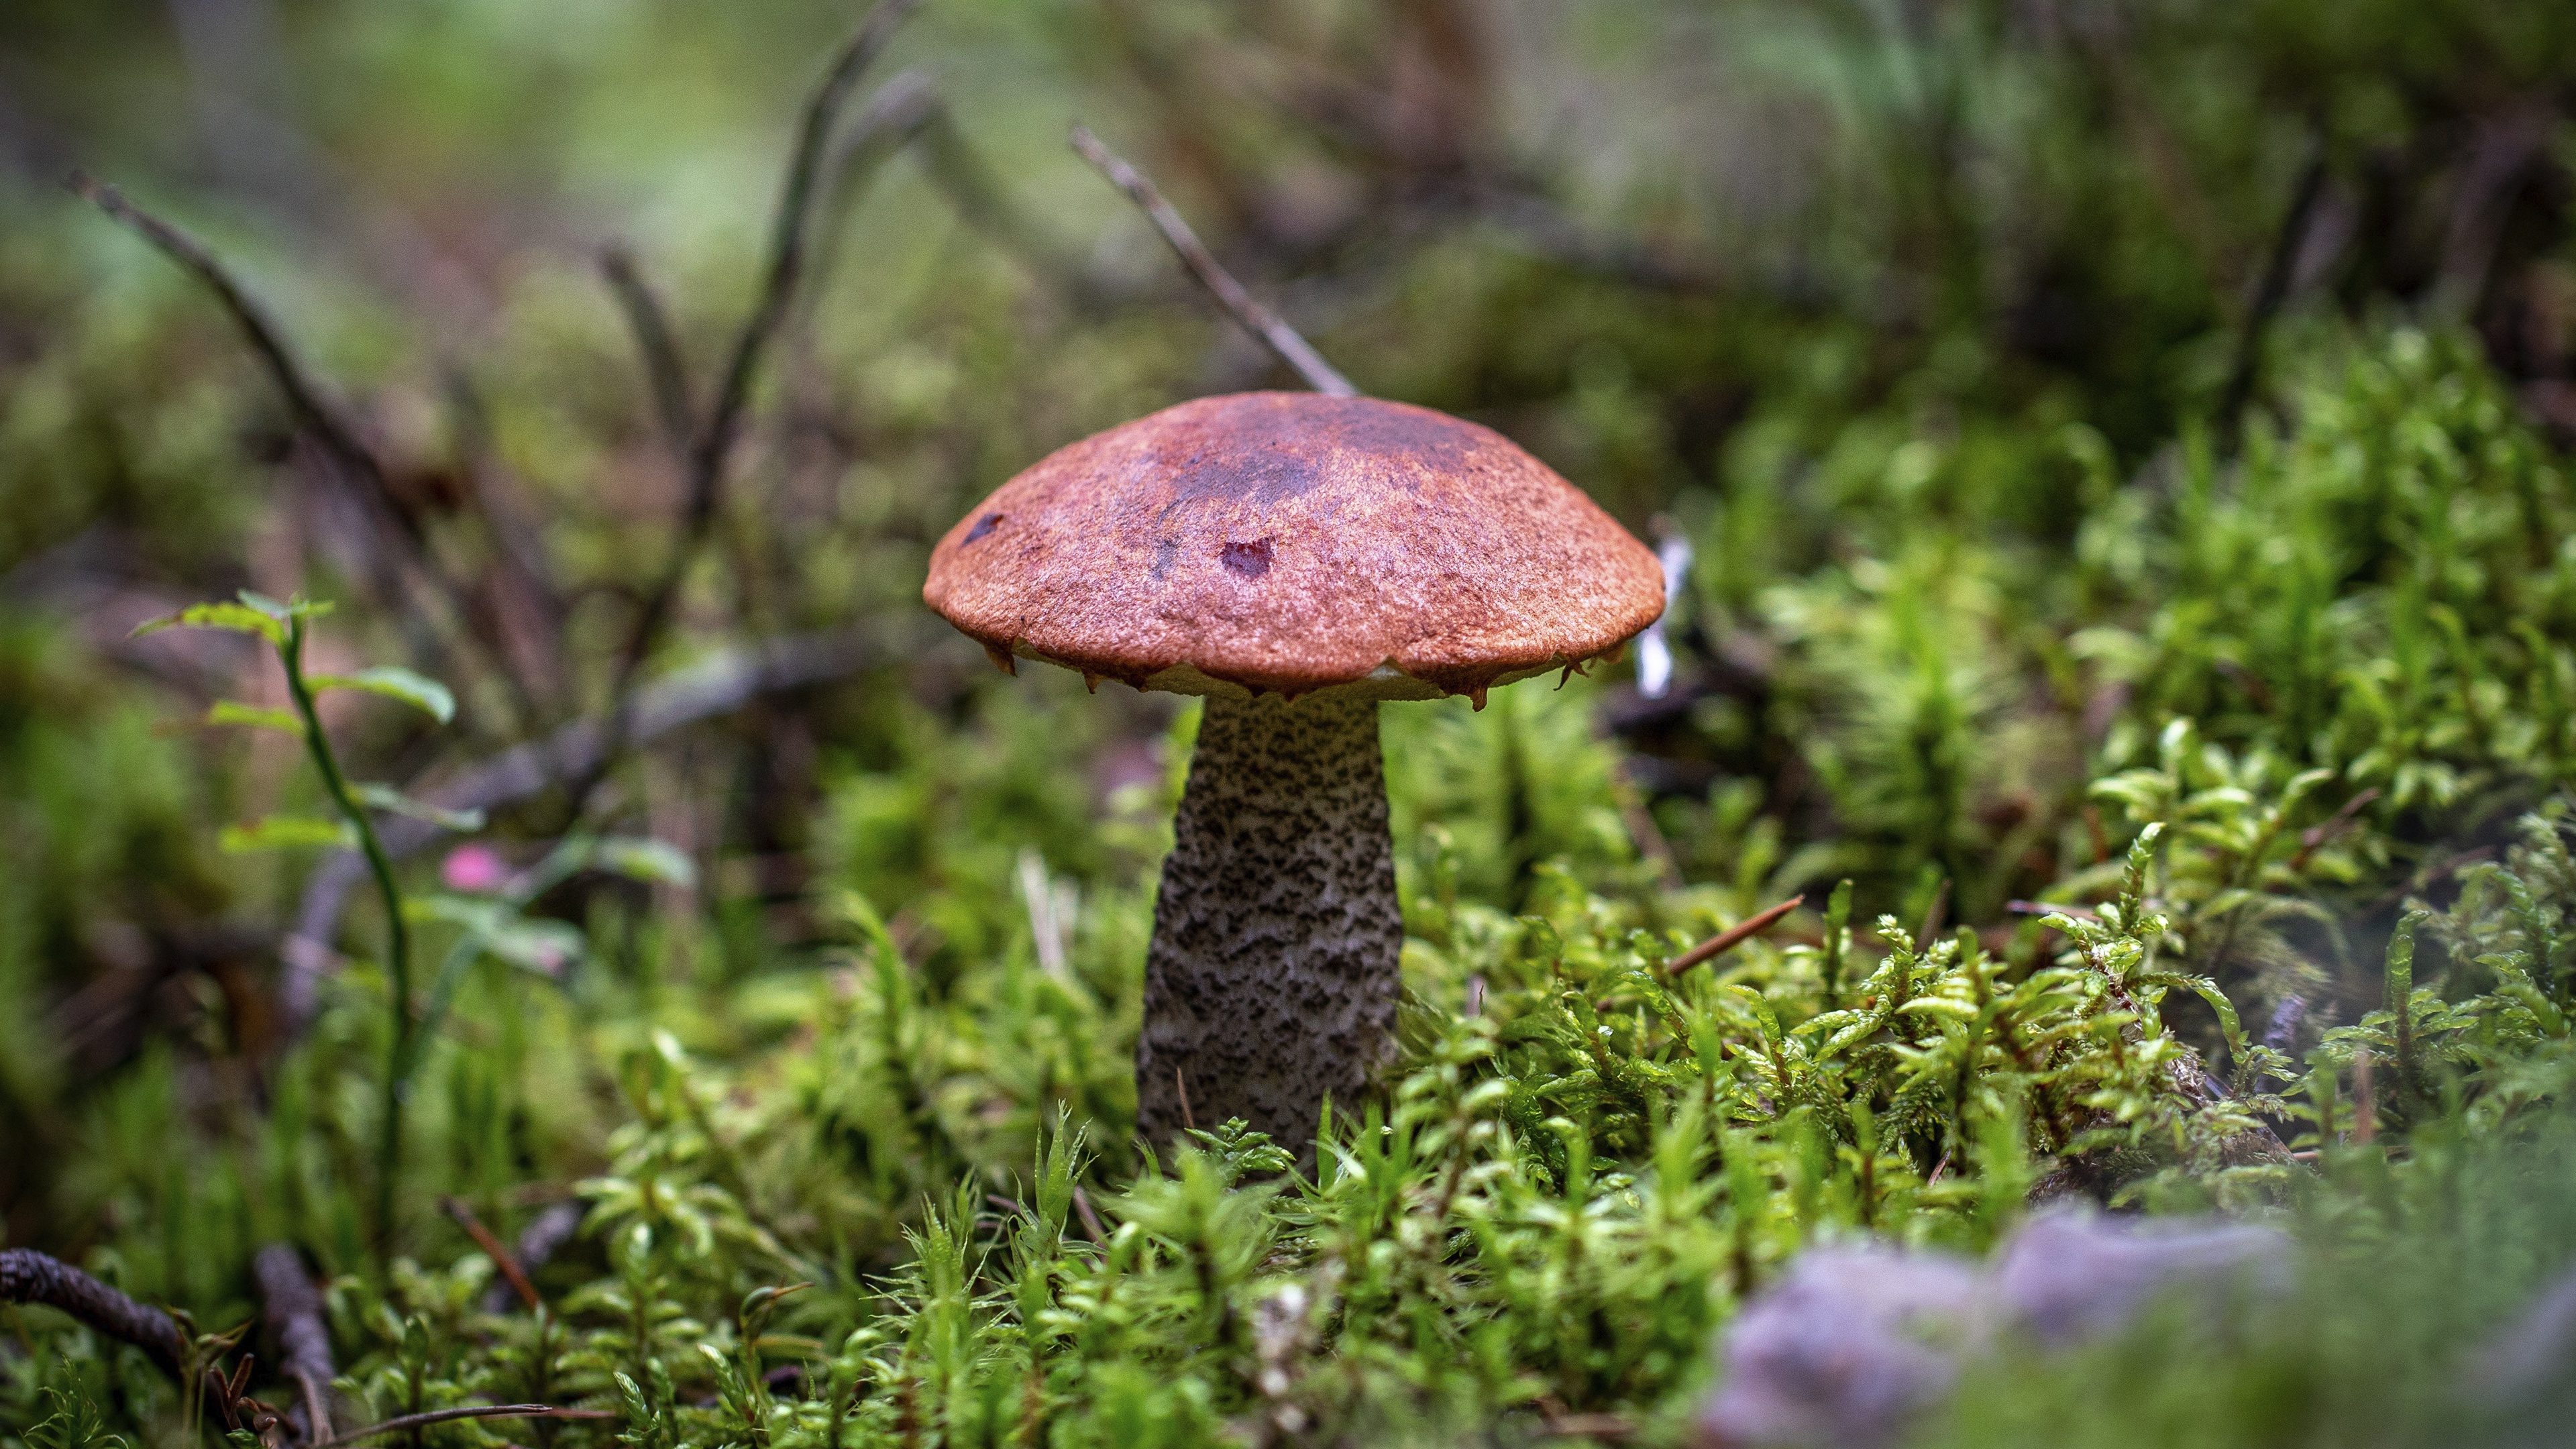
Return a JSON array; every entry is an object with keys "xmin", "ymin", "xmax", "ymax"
[{"xmin": 441, "ymin": 844, "xmax": 509, "ymax": 894}]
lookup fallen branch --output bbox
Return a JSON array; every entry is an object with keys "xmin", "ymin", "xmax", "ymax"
[
  {"xmin": 0, "ymin": 1249, "xmax": 280, "ymax": 1438},
  {"xmin": 319, "ymin": 1405, "xmax": 612, "ymax": 1448},
  {"xmin": 1, "ymin": 1248, "xmax": 187, "ymax": 1381},
  {"xmin": 253, "ymin": 1245, "xmax": 336, "ymax": 1446},
  {"xmin": 1068, "ymin": 124, "xmax": 1357, "ymax": 398},
  {"xmin": 1666, "ymin": 895, "xmax": 1804, "ymax": 976}
]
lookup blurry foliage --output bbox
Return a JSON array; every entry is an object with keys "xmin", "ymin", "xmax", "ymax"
[{"xmin": 1, "ymin": 0, "xmax": 2575, "ymax": 1447}]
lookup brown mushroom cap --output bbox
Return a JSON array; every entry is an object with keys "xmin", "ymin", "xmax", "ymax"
[{"xmin": 922, "ymin": 392, "xmax": 1665, "ymax": 701}]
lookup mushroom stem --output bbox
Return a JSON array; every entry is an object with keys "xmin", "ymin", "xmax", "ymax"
[{"xmin": 1136, "ymin": 691, "xmax": 1401, "ymax": 1150}]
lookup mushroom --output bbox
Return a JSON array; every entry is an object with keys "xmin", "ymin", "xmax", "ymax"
[{"xmin": 923, "ymin": 391, "xmax": 1663, "ymax": 1149}]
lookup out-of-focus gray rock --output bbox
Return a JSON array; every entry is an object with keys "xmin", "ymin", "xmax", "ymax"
[
  {"xmin": 2463, "ymin": 1264, "xmax": 2576, "ymax": 1449},
  {"xmin": 2469, "ymin": 1265, "xmax": 2576, "ymax": 1404},
  {"xmin": 1697, "ymin": 1212, "xmax": 2291, "ymax": 1448},
  {"xmin": 1696, "ymin": 1246, "xmax": 1990, "ymax": 1449},
  {"xmin": 1993, "ymin": 1212, "xmax": 2290, "ymax": 1342}
]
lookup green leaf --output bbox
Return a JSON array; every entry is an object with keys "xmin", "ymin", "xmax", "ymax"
[
  {"xmin": 129, "ymin": 601, "xmax": 285, "ymax": 647},
  {"xmin": 237, "ymin": 590, "xmax": 331, "ymax": 623},
  {"xmin": 308, "ymin": 666, "xmax": 455, "ymax": 724},
  {"xmin": 219, "ymin": 815, "xmax": 356, "ymax": 853},
  {"xmin": 483, "ymin": 917, "xmax": 586, "ymax": 975},
  {"xmin": 413, "ymin": 894, "xmax": 582, "ymax": 975},
  {"xmin": 352, "ymin": 782, "xmax": 486, "ymax": 832},
  {"xmin": 415, "ymin": 893, "xmax": 508, "ymax": 932},
  {"xmin": 205, "ymin": 700, "xmax": 303, "ymax": 733},
  {"xmin": 594, "ymin": 837, "xmax": 697, "ymax": 889}
]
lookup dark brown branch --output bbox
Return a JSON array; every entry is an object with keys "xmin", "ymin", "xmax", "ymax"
[
  {"xmin": 691, "ymin": 0, "xmax": 923, "ymax": 518},
  {"xmin": 608, "ymin": 0, "xmax": 920, "ymax": 676},
  {"xmin": 598, "ymin": 246, "xmax": 697, "ymax": 453},
  {"xmin": 68, "ymin": 172, "xmax": 466, "ymax": 676},
  {"xmin": 70, "ymin": 174, "xmax": 384, "ymax": 492},
  {"xmin": 441, "ymin": 1197, "xmax": 541, "ymax": 1312},
  {"xmin": 806, "ymin": 73, "xmax": 1104, "ymax": 319},
  {"xmin": 804, "ymin": 69, "xmax": 945, "ymax": 315},
  {"xmin": 1666, "ymin": 895, "xmax": 1804, "ymax": 976},
  {"xmin": 319, "ymin": 1405, "xmax": 612, "ymax": 1448},
  {"xmin": 1, "ymin": 1247, "xmax": 187, "ymax": 1381},
  {"xmin": 1067, "ymin": 124, "xmax": 1358, "ymax": 398},
  {"xmin": 253, "ymin": 1244, "xmax": 336, "ymax": 1446},
  {"xmin": 578, "ymin": 0, "xmax": 923, "ymax": 816}
]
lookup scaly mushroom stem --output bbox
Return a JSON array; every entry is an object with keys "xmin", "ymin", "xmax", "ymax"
[{"xmin": 1136, "ymin": 692, "xmax": 1401, "ymax": 1150}]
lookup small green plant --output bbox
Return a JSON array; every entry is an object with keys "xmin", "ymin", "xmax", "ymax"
[
  {"xmin": 21, "ymin": 1387, "xmax": 125, "ymax": 1449},
  {"xmin": 132, "ymin": 592, "xmax": 465, "ymax": 1250}
]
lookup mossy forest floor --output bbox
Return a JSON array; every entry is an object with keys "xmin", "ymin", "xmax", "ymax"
[{"xmin": 7, "ymin": 4, "xmax": 2576, "ymax": 1448}]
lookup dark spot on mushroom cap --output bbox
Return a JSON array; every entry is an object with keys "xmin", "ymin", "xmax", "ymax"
[
  {"xmin": 1221, "ymin": 539, "xmax": 1273, "ymax": 578},
  {"xmin": 1150, "ymin": 537, "xmax": 1179, "ymax": 580},
  {"xmin": 964, "ymin": 513, "xmax": 1004, "ymax": 544}
]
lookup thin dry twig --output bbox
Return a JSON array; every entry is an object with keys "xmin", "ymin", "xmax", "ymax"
[
  {"xmin": 804, "ymin": 70, "xmax": 946, "ymax": 312},
  {"xmin": 1068, "ymin": 124, "xmax": 1357, "ymax": 397},
  {"xmin": 598, "ymin": 245, "xmax": 697, "ymax": 453},
  {"xmin": 319, "ymin": 1405, "xmax": 612, "ymax": 1448},
  {"xmin": 1666, "ymin": 895, "xmax": 1805, "ymax": 976},
  {"xmin": 480, "ymin": 1200, "xmax": 583, "ymax": 1316},
  {"xmin": 1535, "ymin": 1395, "xmax": 1637, "ymax": 1441},
  {"xmin": 440, "ymin": 1198, "xmax": 541, "ymax": 1312},
  {"xmin": 67, "ymin": 172, "xmax": 466, "ymax": 674},
  {"xmin": 592, "ymin": 0, "xmax": 926, "ymax": 777},
  {"xmin": 1536, "ymin": 1411, "xmax": 1636, "ymax": 1441},
  {"xmin": 252, "ymin": 1245, "xmax": 335, "ymax": 1446},
  {"xmin": 68, "ymin": 174, "xmax": 384, "ymax": 502}
]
